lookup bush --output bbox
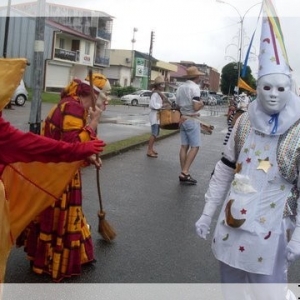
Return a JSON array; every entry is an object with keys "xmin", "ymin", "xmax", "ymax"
[{"xmin": 111, "ymin": 86, "xmax": 137, "ymax": 98}]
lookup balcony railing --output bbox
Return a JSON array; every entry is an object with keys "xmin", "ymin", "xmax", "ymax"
[
  {"xmin": 54, "ymin": 48, "xmax": 79, "ymax": 62},
  {"xmin": 94, "ymin": 56, "xmax": 110, "ymax": 66},
  {"xmin": 97, "ymin": 29, "xmax": 111, "ymax": 41}
]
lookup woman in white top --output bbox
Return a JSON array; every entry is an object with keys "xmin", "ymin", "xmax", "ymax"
[{"xmin": 147, "ymin": 76, "xmax": 169, "ymax": 158}]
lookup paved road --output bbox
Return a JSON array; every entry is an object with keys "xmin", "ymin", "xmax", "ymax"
[
  {"xmin": 2, "ymin": 102, "xmax": 152, "ymax": 144},
  {"xmin": 3, "ymin": 103, "xmax": 300, "ymax": 299}
]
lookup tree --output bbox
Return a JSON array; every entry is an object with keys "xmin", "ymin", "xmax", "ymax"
[{"xmin": 220, "ymin": 62, "xmax": 256, "ymax": 95}]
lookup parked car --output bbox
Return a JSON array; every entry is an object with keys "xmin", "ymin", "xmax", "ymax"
[
  {"xmin": 162, "ymin": 92, "xmax": 176, "ymax": 103},
  {"xmin": 207, "ymin": 96, "xmax": 217, "ymax": 106},
  {"xmin": 121, "ymin": 90, "xmax": 152, "ymax": 106},
  {"xmin": 11, "ymin": 80, "xmax": 28, "ymax": 106}
]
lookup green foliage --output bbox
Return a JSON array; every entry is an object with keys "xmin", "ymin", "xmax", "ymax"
[
  {"xmin": 28, "ymin": 88, "xmax": 124, "ymax": 105},
  {"xmin": 220, "ymin": 62, "xmax": 256, "ymax": 95},
  {"xmin": 28, "ymin": 88, "xmax": 60, "ymax": 103},
  {"xmin": 101, "ymin": 129, "xmax": 178, "ymax": 156},
  {"xmin": 111, "ymin": 86, "xmax": 137, "ymax": 97}
]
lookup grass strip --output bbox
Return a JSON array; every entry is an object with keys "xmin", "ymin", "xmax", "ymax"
[{"xmin": 101, "ymin": 129, "xmax": 179, "ymax": 158}]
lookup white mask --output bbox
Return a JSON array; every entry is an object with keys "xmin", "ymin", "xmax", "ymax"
[{"xmin": 257, "ymin": 73, "xmax": 291, "ymax": 115}]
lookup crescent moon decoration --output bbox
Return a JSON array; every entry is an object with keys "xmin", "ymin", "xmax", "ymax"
[
  {"xmin": 225, "ymin": 199, "xmax": 246, "ymax": 228},
  {"xmin": 263, "ymin": 38, "xmax": 270, "ymax": 44},
  {"xmin": 264, "ymin": 231, "xmax": 272, "ymax": 240}
]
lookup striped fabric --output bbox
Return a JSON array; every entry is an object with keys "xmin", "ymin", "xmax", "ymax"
[{"xmin": 20, "ymin": 97, "xmax": 96, "ymax": 282}]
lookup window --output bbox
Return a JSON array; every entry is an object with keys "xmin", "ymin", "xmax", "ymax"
[
  {"xmin": 59, "ymin": 38, "xmax": 65, "ymax": 49},
  {"xmin": 85, "ymin": 42, "xmax": 90, "ymax": 55}
]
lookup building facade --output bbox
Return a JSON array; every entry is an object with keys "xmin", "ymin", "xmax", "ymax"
[
  {"xmin": 104, "ymin": 49, "xmax": 177, "ymax": 90},
  {"xmin": 0, "ymin": 2, "xmax": 113, "ymax": 91}
]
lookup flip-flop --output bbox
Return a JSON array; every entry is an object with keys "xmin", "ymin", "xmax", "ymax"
[{"xmin": 147, "ymin": 153, "xmax": 158, "ymax": 158}]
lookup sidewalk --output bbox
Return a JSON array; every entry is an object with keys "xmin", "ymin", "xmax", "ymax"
[
  {"xmin": 2, "ymin": 102, "xmax": 152, "ymax": 144},
  {"xmin": 2, "ymin": 102, "xmax": 227, "ymax": 158}
]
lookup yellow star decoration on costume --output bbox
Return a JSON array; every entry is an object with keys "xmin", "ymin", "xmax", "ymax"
[
  {"xmin": 257, "ymin": 157, "xmax": 272, "ymax": 173},
  {"xmin": 235, "ymin": 162, "xmax": 242, "ymax": 174}
]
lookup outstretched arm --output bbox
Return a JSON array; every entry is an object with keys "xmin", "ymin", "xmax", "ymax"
[{"xmin": 0, "ymin": 117, "xmax": 105, "ymax": 165}]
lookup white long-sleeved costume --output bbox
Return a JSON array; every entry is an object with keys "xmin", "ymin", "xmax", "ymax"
[{"xmin": 200, "ymin": 91, "xmax": 300, "ymax": 279}]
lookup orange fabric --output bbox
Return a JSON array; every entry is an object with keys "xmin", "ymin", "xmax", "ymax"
[
  {"xmin": 0, "ymin": 182, "xmax": 11, "ymax": 283},
  {"xmin": 238, "ymin": 78, "xmax": 256, "ymax": 94},
  {"xmin": 2, "ymin": 161, "xmax": 82, "ymax": 240},
  {"xmin": 0, "ymin": 58, "xmax": 28, "ymax": 110}
]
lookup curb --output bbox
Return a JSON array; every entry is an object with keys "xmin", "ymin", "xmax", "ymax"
[{"xmin": 100, "ymin": 130, "xmax": 179, "ymax": 160}]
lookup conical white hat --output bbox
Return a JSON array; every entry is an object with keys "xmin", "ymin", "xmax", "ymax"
[{"xmin": 258, "ymin": 1, "xmax": 291, "ymax": 79}]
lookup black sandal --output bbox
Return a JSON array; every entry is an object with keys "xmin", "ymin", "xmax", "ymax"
[{"xmin": 179, "ymin": 173, "xmax": 197, "ymax": 184}]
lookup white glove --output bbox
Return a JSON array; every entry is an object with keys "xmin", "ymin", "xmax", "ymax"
[
  {"xmin": 286, "ymin": 227, "xmax": 300, "ymax": 263},
  {"xmin": 195, "ymin": 215, "xmax": 212, "ymax": 240}
]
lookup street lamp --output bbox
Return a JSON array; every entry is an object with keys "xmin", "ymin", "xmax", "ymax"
[
  {"xmin": 216, "ymin": 0, "xmax": 261, "ymax": 94},
  {"xmin": 130, "ymin": 27, "xmax": 138, "ymax": 85}
]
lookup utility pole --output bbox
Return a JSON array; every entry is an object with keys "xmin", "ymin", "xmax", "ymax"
[
  {"xmin": 3, "ymin": 0, "xmax": 11, "ymax": 59},
  {"xmin": 3, "ymin": 0, "xmax": 14, "ymax": 109},
  {"xmin": 130, "ymin": 27, "xmax": 138, "ymax": 85},
  {"xmin": 147, "ymin": 31, "xmax": 154, "ymax": 89},
  {"xmin": 29, "ymin": 0, "xmax": 46, "ymax": 134}
]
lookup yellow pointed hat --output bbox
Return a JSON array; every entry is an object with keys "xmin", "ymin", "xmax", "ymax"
[{"xmin": 0, "ymin": 58, "xmax": 28, "ymax": 110}]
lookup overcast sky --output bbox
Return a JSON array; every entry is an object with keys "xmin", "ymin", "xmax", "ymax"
[{"xmin": 8, "ymin": 0, "xmax": 300, "ymax": 86}]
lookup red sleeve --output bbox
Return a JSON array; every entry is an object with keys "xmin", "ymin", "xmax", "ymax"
[{"xmin": 0, "ymin": 117, "xmax": 95, "ymax": 165}]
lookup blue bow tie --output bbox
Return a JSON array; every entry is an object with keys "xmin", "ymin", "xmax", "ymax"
[{"xmin": 268, "ymin": 113, "xmax": 279, "ymax": 134}]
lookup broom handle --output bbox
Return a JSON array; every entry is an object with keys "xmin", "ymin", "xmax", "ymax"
[
  {"xmin": 88, "ymin": 69, "xmax": 104, "ymax": 213},
  {"xmin": 96, "ymin": 167, "xmax": 104, "ymax": 212}
]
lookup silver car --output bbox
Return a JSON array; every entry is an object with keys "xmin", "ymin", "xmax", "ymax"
[
  {"xmin": 121, "ymin": 90, "xmax": 151, "ymax": 106},
  {"xmin": 11, "ymin": 79, "xmax": 28, "ymax": 106}
]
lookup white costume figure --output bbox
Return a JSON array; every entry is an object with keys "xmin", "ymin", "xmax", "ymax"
[{"xmin": 196, "ymin": 1, "xmax": 299, "ymax": 299}]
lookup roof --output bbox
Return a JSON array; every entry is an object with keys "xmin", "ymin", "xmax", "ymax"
[
  {"xmin": 9, "ymin": 2, "xmax": 113, "ymax": 19},
  {"xmin": 135, "ymin": 50, "xmax": 158, "ymax": 63},
  {"xmin": 46, "ymin": 19, "xmax": 96, "ymax": 42},
  {"xmin": 169, "ymin": 63, "xmax": 188, "ymax": 78}
]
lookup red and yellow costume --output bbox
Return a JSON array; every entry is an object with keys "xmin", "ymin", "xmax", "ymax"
[
  {"xmin": 0, "ymin": 59, "xmax": 105, "ymax": 284},
  {"xmin": 20, "ymin": 79, "xmax": 101, "ymax": 282}
]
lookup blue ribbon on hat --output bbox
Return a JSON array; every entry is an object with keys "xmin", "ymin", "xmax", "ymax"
[
  {"xmin": 241, "ymin": 5, "xmax": 263, "ymax": 78},
  {"xmin": 268, "ymin": 113, "xmax": 279, "ymax": 134}
]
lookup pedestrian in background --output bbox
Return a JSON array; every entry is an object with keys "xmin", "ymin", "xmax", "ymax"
[
  {"xmin": 19, "ymin": 79, "xmax": 103, "ymax": 282},
  {"xmin": 223, "ymin": 103, "xmax": 247, "ymax": 146},
  {"xmin": 147, "ymin": 75, "xmax": 169, "ymax": 158},
  {"xmin": 175, "ymin": 66, "xmax": 204, "ymax": 184}
]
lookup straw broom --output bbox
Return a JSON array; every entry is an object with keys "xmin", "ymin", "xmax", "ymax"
[{"xmin": 88, "ymin": 69, "xmax": 116, "ymax": 242}]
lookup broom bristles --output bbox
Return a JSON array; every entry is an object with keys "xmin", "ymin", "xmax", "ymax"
[{"xmin": 98, "ymin": 211, "xmax": 116, "ymax": 242}]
